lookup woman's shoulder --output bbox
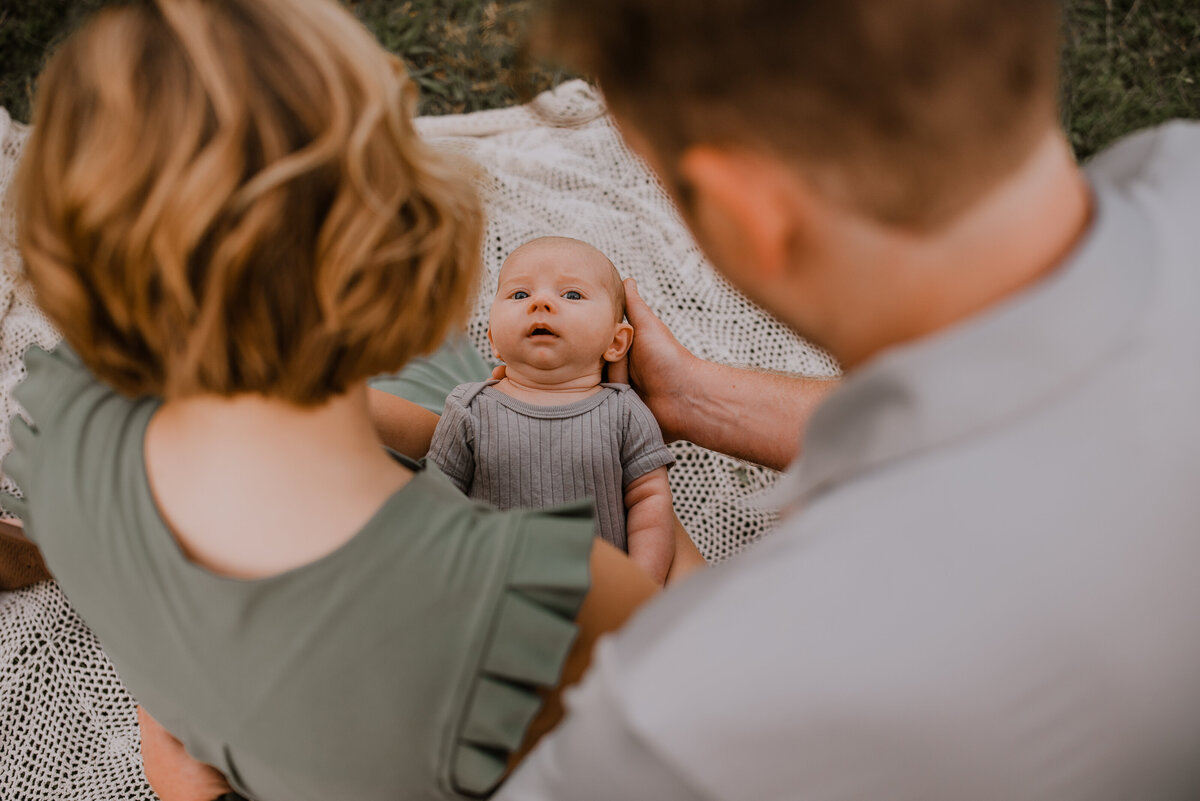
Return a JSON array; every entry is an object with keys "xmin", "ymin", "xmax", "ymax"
[
  {"xmin": 2, "ymin": 343, "xmax": 155, "ymax": 525},
  {"xmin": 15, "ymin": 344, "xmax": 108, "ymax": 414},
  {"xmin": 12, "ymin": 342, "xmax": 152, "ymax": 432}
]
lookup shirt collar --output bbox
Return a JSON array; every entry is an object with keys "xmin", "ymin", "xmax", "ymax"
[{"xmin": 779, "ymin": 178, "xmax": 1157, "ymax": 509}]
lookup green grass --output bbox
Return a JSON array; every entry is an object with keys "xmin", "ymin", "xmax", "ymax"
[
  {"xmin": 0, "ymin": 0, "xmax": 562, "ymax": 122},
  {"xmin": 349, "ymin": 0, "xmax": 573, "ymax": 115},
  {"xmin": 1, "ymin": 1, "xmax": 1197, "ymax": 159},
  {"xmin": 0, "ymin": 0, "xmax": 104, "ymax": 124},
  {"xmin": 1062, "ymin": 0, "xmax": 1200, "ymax": 158}
]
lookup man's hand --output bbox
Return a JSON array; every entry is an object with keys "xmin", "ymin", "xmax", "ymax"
[
  {"xmin": 139, "ymin": 707, "xmax": 234, "ymax": 801},
  {"xmin": 606, "ymin": 279, "xmax": 702, "ymax": 442},
  {"xmin": 610, "ymin": 278, "xmax": 839, "ymax": 470}
]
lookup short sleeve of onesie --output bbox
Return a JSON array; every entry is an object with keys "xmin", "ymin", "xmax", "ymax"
[
  {"xmin": 618, "ymin": 389, "xmax": 675, "ymax": 487},
  {"xmin": 428, "ymin": 385, "xmax": 478, "ymax": 494}
]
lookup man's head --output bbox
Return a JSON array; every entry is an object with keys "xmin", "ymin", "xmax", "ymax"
[
  {"xmin": 540, "ymin": 0, "xmax": 1073, "ymax": 367},
  {"xmin": 542, "ymin": 0, "xmax": 1062, "ymax": 230},
  {"xmin": 488, "ymin": 237, "xmax": 633, "ymax": 380}
]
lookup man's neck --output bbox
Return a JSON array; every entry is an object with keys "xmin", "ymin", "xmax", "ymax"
[{"xmin": 830, "ymin": 132, "xmax": 1094, "ymax": 369}]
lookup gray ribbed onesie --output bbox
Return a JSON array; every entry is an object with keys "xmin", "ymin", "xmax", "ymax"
[{"xmin": 428, "ymin": 380, "xmax": 675, "ymax": 551}]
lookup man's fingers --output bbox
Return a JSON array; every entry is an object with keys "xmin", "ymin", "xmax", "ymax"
[
  {"xmin": 622, "ymin": 278, "xmax": 654, "ymax": 328},
  {"xmin": 624, "ymin": 277, "xmax": 674, "ymax": 342}
]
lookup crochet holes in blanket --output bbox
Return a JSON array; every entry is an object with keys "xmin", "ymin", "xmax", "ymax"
[
  {"xmin": 2, "ymin": 111, "xmax": 146, "ymax": 801},
  {"xmin": 0, "ymin": 582, "xmax": 155, "ymax": 800},
  {"xmin": 0, "ymin": 110, "xmax": 63, "ymax": 507}
]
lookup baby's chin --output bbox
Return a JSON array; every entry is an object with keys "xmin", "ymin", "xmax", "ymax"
[
  {"xmin": 504, "ymin": 357, "xmax": 605, "ymax": 381},
  {"xmin": 507, "ymin": 358, "xmax": 571, "ymax": 376}
]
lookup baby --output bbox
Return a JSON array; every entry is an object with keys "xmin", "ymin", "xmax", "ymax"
[{"xmin": 428, "ymin": 236, "xmax": 676, "ymax": 582}]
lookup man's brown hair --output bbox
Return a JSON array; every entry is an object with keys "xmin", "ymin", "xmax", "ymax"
[
  {"xmin": 15, "ymin": 0, "xmax": 482, "ymax": 404},
  {"xmin": 541, "ymin": 0, "xmax": 1062, "ymax": 229}
]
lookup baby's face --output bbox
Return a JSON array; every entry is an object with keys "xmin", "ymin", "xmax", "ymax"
[{"xmin": 489, "ymin": 238, "xmax": 628, "ymax": 379}]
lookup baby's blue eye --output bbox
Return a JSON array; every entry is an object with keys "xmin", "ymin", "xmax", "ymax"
[
  {"xmin": 562, "ymin": 290, "xmax": 582, "ymax": 300},
  {"xmin": 512, "ymin": 291, "xmax": 529, "ymax": 300}
]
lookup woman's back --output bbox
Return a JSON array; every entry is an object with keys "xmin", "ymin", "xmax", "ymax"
[
  {"xmin": 2, "ymin": 1, "xmax": 655, "ymax": 796},
  {"xmin": 144, "ymin": 385, "xmax": 412, "ymax": 579},
  {"xmin": 7, "ymin": 345, "xmax": 597, "ymax": 799}
]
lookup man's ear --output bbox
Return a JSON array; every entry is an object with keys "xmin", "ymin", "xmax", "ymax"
[
  {"xmin": 603, "ymin": 322, "xmax": 634, "ymax": 363},
  {"xmin": 677, "ymin": 146, "xmax": 812, "ymax": 282}
]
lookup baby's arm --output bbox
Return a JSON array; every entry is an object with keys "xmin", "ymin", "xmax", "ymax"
[
  {"xmin": 427, "ymin": 387, "xmax": 477, "ymax": 495},
  {"xmin": 367, "ymin": 389, "xmax": 440, "ymax": 459},
  {"xmin": 623, "ymin": 466, "xmax": 675, "ymax": 584}
]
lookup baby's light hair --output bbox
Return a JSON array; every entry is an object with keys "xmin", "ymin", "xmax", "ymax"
[
  {"xmin": 601, "ymin": 258, "xmax": 627, "ymax": 323},
  {"xmin": 15, "ymin": 0, "xmax": 482, "ymax": 404}
]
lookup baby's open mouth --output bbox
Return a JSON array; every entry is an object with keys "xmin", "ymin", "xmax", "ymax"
[{"xmin": 528, "ymin": 324, "xmax": 558, "ymax": 337}]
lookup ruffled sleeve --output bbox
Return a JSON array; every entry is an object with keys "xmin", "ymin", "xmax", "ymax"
[{"xmin": 450, "ymin": 500, "xmax": 595, "ymax": 797}]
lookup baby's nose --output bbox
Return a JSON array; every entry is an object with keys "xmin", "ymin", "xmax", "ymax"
[{"xmin": 527, "ymin": 295, "xmax": 555, "ymax": 312}]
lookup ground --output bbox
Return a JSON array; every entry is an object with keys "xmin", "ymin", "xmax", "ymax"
[{"xmin": 1, "ymin": 1, "xmax": 1197, "ymax": 159}]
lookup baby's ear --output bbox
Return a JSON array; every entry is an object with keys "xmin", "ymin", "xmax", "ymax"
[
  {"xmin": 486, "ymin": 327, "xmax": 503, "ymax": 362},
  {"xmin": 603, "ymin": 322, "xmax": 634, "ymax": 363}
]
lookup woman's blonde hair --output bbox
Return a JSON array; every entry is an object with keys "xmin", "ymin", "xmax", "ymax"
[{"xmin": 15, "ymin": 0, "xmax": 482, "ymax": 404}]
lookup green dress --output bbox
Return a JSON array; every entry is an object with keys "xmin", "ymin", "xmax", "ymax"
[{"xmin": 1, "ymin": 344, "xmax": 595, "ymax": 801}]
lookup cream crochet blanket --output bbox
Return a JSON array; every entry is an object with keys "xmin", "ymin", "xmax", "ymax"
[{"xmin": 0, "ymin": 82, "xmax": 838, "ymax": 800}]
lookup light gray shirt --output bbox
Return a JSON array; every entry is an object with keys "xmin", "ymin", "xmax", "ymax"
[
  {"xmin": 428, "ymin": 381, "xmax": 674, "ymax": 551},
  {"xmin": 498, "ymin": 121, "xmax": 1200, "ymax": 801}
]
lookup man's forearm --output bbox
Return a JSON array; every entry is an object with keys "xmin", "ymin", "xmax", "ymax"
[
  {"xmin": 671, "ymin": 361, "xmax": 838, "ymax": 471},
  {"xmin": 618, "ymin": 278, "xmax": 839, "ymax": 471}
]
